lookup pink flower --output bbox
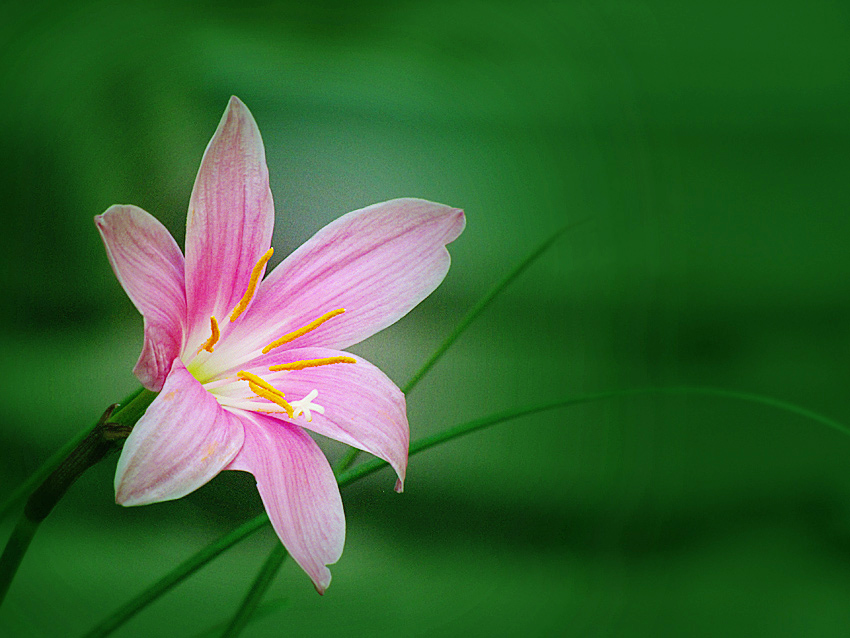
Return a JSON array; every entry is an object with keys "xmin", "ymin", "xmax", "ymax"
[{"xmin": 95, "ymin": 97, "xmax": 465, "ymax": 592}]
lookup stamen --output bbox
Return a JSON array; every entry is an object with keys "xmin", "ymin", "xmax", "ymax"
[
  {"xmin": 262, "ymin": 308, "xmax": 346, "ymax": 354},
  {"xmin": 237, "ymin": 370, "xmax": 285, "ymax": 397},
  {"xmin": 238, "ymin": 370, "xmax": 294, "ymax": 417},
  {"xmin": 229, "ymin": 247, "xmax": 274, "ymax": 322},
  {"xmin": 248, "ymin": 382, "xmax": 294, "ymax": 418},
  {"xmin": 268, "ymin": 356, "xmax": 356, "ymax": 372},
  {"xmin": 199, "ymin": 316, "xmax": 220, "ymax": 353}
]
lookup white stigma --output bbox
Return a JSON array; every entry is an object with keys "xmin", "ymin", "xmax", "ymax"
[{"xmin": 290, "ymin": 389, "xmax": 324, "ymax": 422}]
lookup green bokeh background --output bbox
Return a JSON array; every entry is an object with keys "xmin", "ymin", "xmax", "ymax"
[{"xmin": 2, "ymin": 1, "xmax": 849, "ymax": 636}]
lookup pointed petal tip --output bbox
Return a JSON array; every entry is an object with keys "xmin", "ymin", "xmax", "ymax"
[
  {"xmin": 115, "ymin": 464, "xmax": 159, "ymax": 507},
  {"xmin": 214, "ymin": 95, "xmax": 258, "ymax": 139},
  {"xmin": 184, "ymin": 93, "xmax": 273, "ymax": 339},
  {"xmin": 223, "ymin": 95, "xmax": 253, "ymax": 121},
  {"xmin": 454, "ymin": 207, "xmax": 466, "ymax": 226},
  {"xmin": 394, "ymin": 477, "xmax": 404, "ymax": 493},
  {"xmin": 93, "ymin": 205, "xmax": 127, "ymax": 228},
  {"xmin": 313, "ymin": 571, "xmax": 331, "ymax": 595},
  {"xmin": 114, "ymin": 482, "xmax": 141, "ymax": 507},
  {"xmin": 448, "ymin": 206, "xmax": 466, "ymax": 241}
]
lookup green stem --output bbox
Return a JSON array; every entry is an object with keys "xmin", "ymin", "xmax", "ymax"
[
  {"xmin": 414, "ymin": 384, "xmax": 850, "ymax": 453},
  {"xmin": 191, "ymin": 599, "xmax": 289, "ymax": 638},
  {"xmin": 334, "ymin": 446, "xmax": 361, "ymax": 475},
  {"xmin": 403, "ymin": 220, "xmax": 585, "ymax": 396},
  {"xmin": 337, "ymin": 221, "xmax": 584, "ymax": 476},
  {"xmin": 0, "ymin": 388, "xmax": 156, "ymax": 608},
  {"xmin": 83, "ymin": 515, "xmax": 269, "ymax": 638},
  {"xmin": 0, "ymin": 386, "xmax": 148, "ymax": 522},
  {"xmin": 0, "ymin": 515, "xmax": 38, "ymax": 605},
  {"xmin": 82, "ymin": 384, "xmax": 846, "ymax": 637},
  {"xmin": 109, "ymin": 388, "xmax": 159, "ymax": 428},
  {"xmin": 219, "ymin": 544, "xmax": 289, "ymax": 638}
]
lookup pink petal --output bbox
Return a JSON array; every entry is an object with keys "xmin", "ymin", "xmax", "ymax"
[
  {"xmin": 227, "ymin": 413, "xmax": 345, "ymax": 594},
  {"xmin": 115, "ymin": 359, "xmax": 245, "ymax": 506},
  {"xmin": 184, "ymin": 96, "xmax": 274, "ymax": 351},
  {"xmin": 95, "ymin": 205, "xmax": 186, "ymax": 391},
  {"xmin": 242, "ymin": 347, "xmax": 408, "ymax": 489},
  {"xmin": 220, "ymin": 198, "xmax": 465, "ymax": 359}
]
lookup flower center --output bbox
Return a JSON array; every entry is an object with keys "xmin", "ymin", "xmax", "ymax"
[{"xmin": 190, "ymin": 247, "xmax": 356, "ymax": 421}]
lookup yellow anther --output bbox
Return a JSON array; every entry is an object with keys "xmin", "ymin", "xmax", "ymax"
[
  {"xmin": 237, "ymin": 370, "xmax": 284, "ymax": 396},
  {"xmin": 268, "ymin": 356, "xmax": 357, "ymax": 372},
  {"xmin": 248, "ymin": 382, "xmax": 294, "ymax": 418},
  {"xmin": 262, "ymin": 308, "xmax": 346, "ymax": 354},
  {"xmin": 199, "ymin": 316, "xmax": 220, "ymax": 353},
  {"xmin": 229, "ymin": 247, "xmax": 274, "ymax": 322},
  {"xmin": 237, "ymin": 371, "xmax": 294, "ymax": 417}
]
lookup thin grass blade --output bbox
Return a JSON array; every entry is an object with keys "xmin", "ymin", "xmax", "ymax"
[{"xmin": 82, "ymin": 384, "xmax": 847, "ymax": 637}]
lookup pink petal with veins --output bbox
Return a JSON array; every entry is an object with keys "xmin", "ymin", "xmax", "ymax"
[
  {"xmin": 184, "ymin": 96, "xmax": 274, "ymax": 351},
  {"xmin": 216, "ymin": 198, "xmax": 465, "ymax": 362},
  {"xmin": 228, "ymin": 413, "xmax": 345, "ymax": 594},
  {"xmin": 114, "ymin": 359, "xmax": 245, "ymax": 506},
  {"xmin": 241, "ymin": 347, "xmax": 408, "ymax": 488},
  {"xmin": 95, "ymin": 205, "xmax": 186, "ymax": 391}
]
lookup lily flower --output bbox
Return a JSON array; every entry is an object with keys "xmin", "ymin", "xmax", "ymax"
[{"xmin": 95, "ymin": 96, "xmax": 465, "ymax": 592}]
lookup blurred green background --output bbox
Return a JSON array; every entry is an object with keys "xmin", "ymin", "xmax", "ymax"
[{"xmin": 2, "ymin": 0, "xmax": 850, "ymax": 636}]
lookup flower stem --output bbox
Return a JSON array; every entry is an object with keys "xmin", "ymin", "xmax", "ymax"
[
  {"xmin": 334, "ymin": 446, "xmax": 361, "ymax": 474},
  {"xmin": 219, "ymin": 543, "xmax": 289, "ymax": 638},
  {"xmin": 402, "ymin": 219, "xmax": 587, "ymax": 396},
  {"xmin": 0, "ymin": 515, "xmax": 38, "ymax": 605},
  {"xmin": 0, "ymin": 386, "xmax": 148, "ymax": 522},
  {"xmin": 83, "ymin": 514, "xmax": 269, "ymax": 638},
  {"xmin": 191, "ymin": 599, "xmax": 289, "ymax": 638},
  {"xmin": 0, "ymin": 388, "xmax": 156, "ymax": 608},
  {"xmin": 83, "ymin": 385, "xmax": 847, "ymax": 637},
  {"xmin": 0, "ymin": 406, "xmax": 119, "ymax": 607}
]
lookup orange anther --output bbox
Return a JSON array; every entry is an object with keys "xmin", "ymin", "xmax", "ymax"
[
  {"xmin": 262, "ymin": 308, "xmax": 346, "ymax": 354},
  {"xmin": 268, "ymin": 356, "xmax": 356, "ymax": 372},
  {"xmin": 238, "ymin": 370, "xmax": 294, "ymax": 417},
  {"xmin": 199, "ymin": 316, "xmax": 220, "ymax": 353},
  {"xmin": 230, "ymin": 247, "xmax": 274, "ymax": 322}
]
